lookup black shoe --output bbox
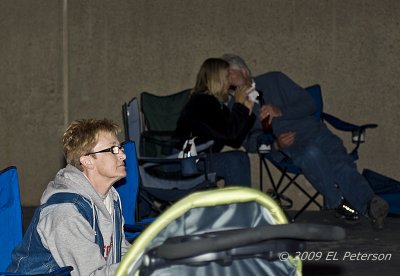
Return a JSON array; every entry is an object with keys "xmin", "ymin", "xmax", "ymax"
[
  {"xmin": 335, "ymin": 199, "xmax": 360, "ymax": 221},
  {"xmin": 368, "ymin": 196, "xmax": 389, "ymax": 230}
]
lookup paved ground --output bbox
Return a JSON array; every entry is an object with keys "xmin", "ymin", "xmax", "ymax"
[
  {"xmin": 292, "ymin": 210, "xmax": 400, "ymax": 275},
  {"xmin": 22, "ymin": 207, "xmax": 400, "ymax": 275}
]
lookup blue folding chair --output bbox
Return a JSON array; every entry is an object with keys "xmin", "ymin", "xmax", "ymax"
[
  {"xmin": 114, "ymin": 140, "xmax": 155, "ymax": 241},
  {"xmin": 257, "ymin": 83, "xmax": 377, "ymax": 221},
  {"xmin": 0, "ymin": 167, "xmax": 74, "ymax": 275},
  {"xmin": 0, "ymin": 166, "xmax": 22, "ymax": 272},
  {"xmin": 0, "ymin": 267, "xmax": 73, "ymax": 276}
]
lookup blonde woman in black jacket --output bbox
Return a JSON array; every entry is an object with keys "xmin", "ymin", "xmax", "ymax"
[{"xmin": 174, "ymin": 58, "xmax": 256, "ymax": 186}]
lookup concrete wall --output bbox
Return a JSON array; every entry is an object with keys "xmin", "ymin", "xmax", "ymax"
[{"xmin": 1, "ymin": 0, "xmax": 400, "ymax": 207}]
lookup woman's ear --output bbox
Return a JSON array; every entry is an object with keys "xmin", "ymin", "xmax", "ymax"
[{"xmin": 79, "ymin": 155, "xmax": 93, "ymax": 169}]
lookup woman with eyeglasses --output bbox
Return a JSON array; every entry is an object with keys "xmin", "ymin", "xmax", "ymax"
[{"xmin": 7, "ymin": 119, "xmax": 131, "ymax": 275}]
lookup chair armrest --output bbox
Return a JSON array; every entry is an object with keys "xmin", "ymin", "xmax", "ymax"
[
  {"xmin": 38, "ymin": 266, "xmax": 74, "ymax": 276},
  {"xmin": 139, "ymin": 157, "xmax": 180, "ymax": 166},
  {"xmin": 322, "ymin": 112, "xmax": 378, "ymax": 132},
  {"xmin": 139, "ymin": 153, "xmax": 214, "ymax": 180},
  {"xmin": 124, "ymin": 223, "xmax": 146, "ymax": 232},
  {"xmin": 124, "ymin": 216, "xmax": 155, "ymax": 233},
  {"xmin": 142, "ymin": 132, "xmax": 214, "ymax": 153},
  {"xmin": 195, "ymin": 140, "xmax": 215, "ymax": 153},
  {"xmin": 139, "ymin": 154, "xmax": 208, "ymax": 167}
]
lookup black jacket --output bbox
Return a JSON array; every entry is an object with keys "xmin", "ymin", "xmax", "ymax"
[{"xmin": 174, "ymin": 94, "xmax": 256, "ymax": 152}]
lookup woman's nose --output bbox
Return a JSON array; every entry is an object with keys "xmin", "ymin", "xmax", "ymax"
[{"xmin": 119, "ymin": 151, "xmax": 126, "ymax": 160}]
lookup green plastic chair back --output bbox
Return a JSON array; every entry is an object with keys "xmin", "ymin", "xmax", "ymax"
[
  {"xmin": 140, "ymin": 89, "xmax": 190, "ymax": 157},
  {"xmin": 141, "ymin": 89, "xmax": 190, "ymax": 132}
]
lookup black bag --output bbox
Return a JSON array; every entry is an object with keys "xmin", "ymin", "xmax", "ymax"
[{"xmin": 362, "ymin": 169, "xmax": 400, "ymax": 215}]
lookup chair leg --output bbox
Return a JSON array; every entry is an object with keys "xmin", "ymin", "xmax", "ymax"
[
  {"xmin": 292, "ymin": 191, "xmax": 321, "ymax": 222},
  {"xmin": 259, "ymin": 155, "xmax": 264, "ymax": 191},
  {"xmin": 281, "ymin": 176, "xmax": 322, "ymax": 208},
  {"xmin": 259, "ymin": 155, "xmax": 323, "ymax": 219},
  {"xmin": 260, "ymin": 157, "xmax": 293, "ymax": 209}
]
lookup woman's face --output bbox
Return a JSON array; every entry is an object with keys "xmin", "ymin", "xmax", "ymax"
[
  {"xmin": 217, "ymin": 68, "xmax": 230, "ymax": 102},
  {"xmin": 222, "ymin": 69, "xmax": 230, "ymax": 93}
]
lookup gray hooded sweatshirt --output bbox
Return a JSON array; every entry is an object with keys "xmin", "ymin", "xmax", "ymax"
[{"xmin": 38, "ymin": 164, "xmax": 131, "ymax": 275}]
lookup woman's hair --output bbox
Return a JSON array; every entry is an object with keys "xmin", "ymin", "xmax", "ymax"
[
  {"xmin": 191, "ymin": 58, "xmax": 230, "ymax": 102},
  {"xmin": 62, "ymin": 118, "xmax": 120, "ymax": 170}
]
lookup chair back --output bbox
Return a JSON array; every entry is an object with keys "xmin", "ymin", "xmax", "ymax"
[
  {"xmin": 0, "ymin": 166, "xmax": 23, "ymax": 271},
  {"xmin": 140, "ymin": 89, "xmax": 190, "ymax": 132},
  {"xmin": 114, "ymin": 141, "xmax": 140, "ymax": 225},
  {"xmin": 305, "ymin": 84, "xmax": 323, "ymax": 121},
  {"xmin": 122, "ymin": 98, "xmax": 142, "ymax": 156},
  {"xmin": 139, "ymin": 89, "xmax": 191, "ymax": 157}
]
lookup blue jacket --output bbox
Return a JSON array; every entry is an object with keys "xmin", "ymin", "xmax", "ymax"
[{"xmin": 7, "ymin": 192, "xmax": 122, "ymax": 274}]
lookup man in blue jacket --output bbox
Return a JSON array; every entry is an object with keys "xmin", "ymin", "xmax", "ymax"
[{"xmin": 222, "ymin": 53, "xmax": 389, "ymax": 229}]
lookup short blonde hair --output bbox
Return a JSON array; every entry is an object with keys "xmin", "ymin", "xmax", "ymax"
[
  {"xmin": 62, "ymin": 118, "xmax": 120, "ymax": 170},
  {"xmin": 192, "ymin": 58, "xmax": 230, "ymax": 102}
]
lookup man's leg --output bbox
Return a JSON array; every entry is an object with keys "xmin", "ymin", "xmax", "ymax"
[
  {"xmin": 315, "ymin": 128, "xmax": 375, "ymax": 214},
  {"xmin": 314, "ymin": 128, "xmax": 388, "ymax": 228},
  {"xmin": 290, "ymin": 144, "xmax": 343, "ymax": 209}
]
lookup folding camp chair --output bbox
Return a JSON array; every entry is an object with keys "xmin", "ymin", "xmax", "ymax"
[
  {"xmin": 114, "ymin": 141, "xmax": 157, "ymax": 242},
  {"xmin": 123, "ymin": 91, "xmax": 214, "ymax": 158},
  {"xmin": 256, "ymin": 81, "xmax": 377, "ymax": 221},
  {"xmin": 0, "ymin": 167, "xmax": 73, "ymax": 276},
  {"xmin": 115, "ymin": 139, "xmax": 207, "ymax": 239},
  {"xmin": 0, "ymin": 267, "xmax": 73, "ymax": 276},
  {"xmin": 122, "ymin": 95, "xmax": 216, "ymax": 219},
  {"xmin": 115, "ymin": 187, "xmax": 345, "ymax": 276},
  {"xmin": 140, "ymin": 89, "xmax": 191, "ymax": 157},
  {"xmin": 0, "ymin": 166, "xmax": 22, "ymax": 272}
]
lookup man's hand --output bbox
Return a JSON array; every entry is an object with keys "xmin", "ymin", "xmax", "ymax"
[
  {"xmin": 260, "ymin": 104, "xmax": 282, "ymax": 124},
  {"xmin": 275, "ymin": 131, "xmax": 296, "ymax": 150}
]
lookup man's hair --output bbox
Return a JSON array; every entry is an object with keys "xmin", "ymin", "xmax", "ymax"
[
  {"xmin": 192, "ymin": 58, "xmax": 230, "ymax": 102},
  {"xmin": 221, "ymin": 53, "xmax": 252, "ymax": 77},
  {"xmin": 62, "ymin": 118, "xmax": 120, "ymax": 170}
]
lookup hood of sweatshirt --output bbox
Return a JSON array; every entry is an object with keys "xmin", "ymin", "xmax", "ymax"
[{"xmin": 40, "ymin": 164, "xmax": 119, "ymax": 221}]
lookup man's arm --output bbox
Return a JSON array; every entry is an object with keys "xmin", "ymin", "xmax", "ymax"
[{"xmin": 276, "ymin": 72, "xmax": 316, "ymax": 120}]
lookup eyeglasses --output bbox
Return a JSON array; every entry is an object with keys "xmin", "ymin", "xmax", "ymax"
[{"xmin": 85, "ymin": 145, "xmax": 124, "ymax": 156}]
